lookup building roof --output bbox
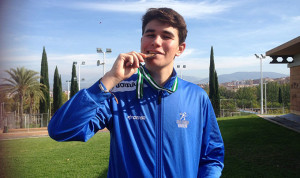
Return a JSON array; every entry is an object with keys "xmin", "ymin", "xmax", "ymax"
[{"xmin": 266, "ymin": 36, "xmax": 300, "ymax": 56}]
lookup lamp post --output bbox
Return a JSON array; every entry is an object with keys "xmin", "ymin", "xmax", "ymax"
[
  {"xmin": 75, "ymin": 61, "xmax": 85, "ymax": 90},
  {"xmin": 255, "ymin": 54, "xmax": 266, "ymax": 114},
  {"xmin": 176, "ymin": 64, "xmax": 186, "ymax": 79},
  {"xmin": 97, "ymin": 48, "xmax": 112, "ymax": 76},
  {"xmin": 264, "ymin": 83, "xmax": 267, "ymax": 114},
  {"xmin": 66, "ymin": 80, "xmax": 71, "ymax": 100}
]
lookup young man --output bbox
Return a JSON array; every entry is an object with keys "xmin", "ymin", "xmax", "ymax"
[{"xmin": 48, "ymin": 8, "xmax": 224, "ymax": 177}]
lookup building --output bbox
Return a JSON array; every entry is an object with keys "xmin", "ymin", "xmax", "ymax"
[{"xmin": 266, "ymin": 36, "xmax": 300, "ymax": 116}]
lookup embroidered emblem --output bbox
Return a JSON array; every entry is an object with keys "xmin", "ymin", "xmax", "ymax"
[{"xmin": 176, "ymin": 112, "xmax": 189, "ymax": 128}]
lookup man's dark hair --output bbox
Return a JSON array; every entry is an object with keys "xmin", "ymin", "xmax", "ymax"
[{"xmin": 142, "ymin": 8, "xmax": 187, "ymax": 45}]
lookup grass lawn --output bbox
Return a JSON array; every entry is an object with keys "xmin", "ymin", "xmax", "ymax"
[
  {"xmin": 0, "ymin": 115, "xmax": 299, "ymax": 177},
  {"xmin": 219, "ymin": 115, "xmax": 300, "ymax": 177},
  {"xmin": 0, "ymin": 132, "xmax": 110, "ymax": 178}
]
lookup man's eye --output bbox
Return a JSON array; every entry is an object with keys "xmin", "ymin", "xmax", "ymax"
[
  {"xmin": 146, "ymin": 34, "xmax": 155, "ymax": 38},
  {"xmin": 163, "ymin": 35, "xmax": 172, "ymax": 39}
]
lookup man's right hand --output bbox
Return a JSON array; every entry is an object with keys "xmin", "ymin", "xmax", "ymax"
[{"xmin": 100, "ymin": 52, "xmax": 147, "ymax": 91}]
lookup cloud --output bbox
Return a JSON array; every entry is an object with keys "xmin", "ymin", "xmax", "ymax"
[
  {"xmin": 215, "ymin": 56, "xmax": 258, "ymax": 69},
  {"xmin": 178, "ymin": 48, "xmax": 206, "ymax": 59},
  {"xmin": 69, "ymin": 0, "xmax": 234, "ymax": 19},
  {"xmin": 175, "ymin": 55, "xmax": 261, "ymax": 71}
]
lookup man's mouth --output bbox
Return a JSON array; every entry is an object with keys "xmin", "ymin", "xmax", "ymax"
[{"xmin": 145, "ymin": 52, "xmax": 157, "ymax": 59}]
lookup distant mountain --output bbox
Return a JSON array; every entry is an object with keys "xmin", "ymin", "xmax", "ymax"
[
  {"xmin": 180, "ymin": 76, "xmax": 203, "ymax": 83},
  {"xmin": 194, "ymin": 72, "xmax": 288, "ymax": 84},
  {"xmin": 58, "ymin": 72, "xmax": 288, "ymax": 90}
]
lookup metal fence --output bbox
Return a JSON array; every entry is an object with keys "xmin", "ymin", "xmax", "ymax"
[{"xmin": 1, "ymin": 112, "xmax": 49, "ymax": 130}]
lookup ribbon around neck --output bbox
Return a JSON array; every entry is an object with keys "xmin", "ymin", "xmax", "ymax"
[{"xmin": 136, "ymin": 65, "xmax": 178, "ymax": 99}]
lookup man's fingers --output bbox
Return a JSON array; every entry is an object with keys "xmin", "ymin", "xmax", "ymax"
[
  {"xmin": 131, "ymin": 52, "xmax": 144, "ymax": 68},
  {"xmin": 124, "ymin": 52, "xmax": 144, "ymax": 68},
  {"xmin": 124, "ymin": 55, "xmax": 134, "ymax": 67}
]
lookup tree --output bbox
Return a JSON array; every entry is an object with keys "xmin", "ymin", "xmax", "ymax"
[
  {"xmin": 1, "ymin": 67, "xmax": 40, "ymax": 128},
  {"xmin": 267, "ymin": 82, "xmax": 279, "ymax": 105},
  {"xmin": 282, "ymin": 83, "xmax": 290, "ymax": 107},
  {"xmin": 70, "ymin": 62, "xmax": 79, "ymax": 98},
  {"xmin": 236, "ymin": 87, "xmax": 257, "ymax": 108},
  {"xmin": 219, "ymin": 86, "xmax": 235, "ymax": 99},
  {"xmin": 209, "ymin": 46, "xmax": 220, "ymax": 117},
  {"xmin": 215, "ymin": 71, "xmax": 220, "ymax": 117},
  {"xmin": 278, "ymin": 87, "xmax": 283, "ymax": 104},
  {"xmin": 53, "ymin": 66, "xmax": 63, "ymax": 114},
  {"xmin": 209, "ymin": 47, "xmax": 216, "ymax": 102},
  {"xmin": 40, "ymin": 47, "xmax": 50, "ymax": 125}
]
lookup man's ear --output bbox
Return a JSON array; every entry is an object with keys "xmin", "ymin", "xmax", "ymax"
[{"xmin": 175, "ymin": 42, "xmax": 186, "ymax": 56}]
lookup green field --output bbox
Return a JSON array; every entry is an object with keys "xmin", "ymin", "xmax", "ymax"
[
  {"xmin": 0, "ymin": 132, "xmax": 110, "ymax": 178},
  {"xmin": 219, "ymin": 115, "xmax": 300, "ymax": 177},
  {"xmin": 1, "ymin": 115, "xmax": 299, "ymax": 177}
]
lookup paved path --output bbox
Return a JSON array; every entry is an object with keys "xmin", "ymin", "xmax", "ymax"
[{"xmin": 258, "ymin": 113, "xmax": 300, "ymax": 133}]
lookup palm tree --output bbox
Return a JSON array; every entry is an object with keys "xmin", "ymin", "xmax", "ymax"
[
  {"xmin": 1, "ymin": 67, "xmax": 42, "ymax": 128},
  {"xmin": 26, "ymin": 81, "xmax": 47, "ymax": 126}
]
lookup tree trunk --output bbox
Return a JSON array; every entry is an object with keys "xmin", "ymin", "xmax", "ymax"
[
  {"xmin": 19, "ymin": 95, "xmax": 24, "ymax": 128},
  {"xmin": 29, "ymin": 97, "xmax": 34, "ymax": 128}
]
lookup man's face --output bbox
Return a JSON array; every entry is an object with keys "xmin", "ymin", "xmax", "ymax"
[{"xmin": 141, "ymin": 20, "xmax": 185, "ymax": 71}]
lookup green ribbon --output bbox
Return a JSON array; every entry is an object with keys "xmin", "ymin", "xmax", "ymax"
[{"xmin": 136, "ymin": 65, "xmax": 178, "ymax": 99}]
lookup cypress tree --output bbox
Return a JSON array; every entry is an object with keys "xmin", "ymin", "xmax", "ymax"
[
  {"xmin": 40, "ymin": 46, "xmax": 50, "ymax": 125},
  {"xmin": 53, "ymin": 66, "xmax": 62, "ymax": 114},
  {"xmin": 209, "ymin": 47, "xmax": 216, "ymax": 102},
  {"xmin": 70, "ymin": 62, "xmax": 79, "ymax": 98},
  {"xmin": 208, "ymin": 46, "xmax": 220, "ymax": 117}
]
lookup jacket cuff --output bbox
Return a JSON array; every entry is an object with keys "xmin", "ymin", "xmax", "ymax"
[{"xmin": 87, "ymin": 80, "xmax": 112, "ymax": 102}]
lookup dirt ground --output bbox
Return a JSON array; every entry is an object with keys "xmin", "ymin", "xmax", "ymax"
[
  {"xmin": 0, "ymin": 128, "xmax": 108, "ymax": 140},
  {"xmin": 0, "ymin": 127, "xmax": 49, "ymax": 140}
]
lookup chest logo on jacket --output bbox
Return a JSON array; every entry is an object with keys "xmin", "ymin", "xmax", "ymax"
[
  {"xmin": 111, "ymin": 81, "xmax": 138, "ymax": 92},
  {"xmin": 176, "ymin": 112, "xmax": 189, "ymax": 128},
  {"xmin": 127, "ymin": 115, "xmax": 146, "ymax": 120}
]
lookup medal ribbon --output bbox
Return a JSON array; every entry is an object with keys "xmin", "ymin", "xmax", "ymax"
[{"xmin": 136, "ymin": 65, "xmax": 178, "ymax": 99}]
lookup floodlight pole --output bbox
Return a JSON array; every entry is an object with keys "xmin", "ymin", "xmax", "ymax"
[
  {"xmin": 66, "ymin": 80, "xmax": 71, "ymax": 100},
  {"xmin": 176, "ymin": 64, "xmax": 186, "ymax": 79},
  {"xmin": 255, "ymin": 54, "xmax": 266, "ymax": 114},
  {"xmin": 76, "ymin": 61, "xmax": 85, "ymax": 90},
  {"xmin": 97, "ymin": 48, "xmax": 112, "ymax": 76}
]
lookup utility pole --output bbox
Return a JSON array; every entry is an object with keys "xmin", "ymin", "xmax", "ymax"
[{"xmin": 255, "ymin": 54, "xmax": 266, "ymax": 114}]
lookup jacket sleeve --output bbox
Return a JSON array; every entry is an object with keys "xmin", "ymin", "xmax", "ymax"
[
  {"xmin": 48, "ymin": 81, "xmax": 113, "ymax": 142},
  {"xmin": 198, "ymin": 98, "xmax": 225, "ymax": 178}
]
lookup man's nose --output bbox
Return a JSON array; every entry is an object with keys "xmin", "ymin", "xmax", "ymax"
[{"xmin": 151, "ymin": 36, "xmax": 162, "ymax": 47}]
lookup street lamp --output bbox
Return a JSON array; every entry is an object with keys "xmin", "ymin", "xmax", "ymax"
[
  {"xmin": 97, "ymin": 48, "xmax": 112, "ymax": 76},
  {"xmin": 264, "ymin": 82, "xmax": 267, "ymax": 114},
  {"xmin": 255, "ymin": 54, "xmax": 266, "ymax": 114},
  {"xmin": 75, "ymin": 61, "xmax": 85, "ymax": 90},
  {"xmin": 176, "ymin": 64, "xmax": 186, "ymax": 79},
  {"xmin": 66, "ymin": 80, "xmax": 71, "ymax": 100}
]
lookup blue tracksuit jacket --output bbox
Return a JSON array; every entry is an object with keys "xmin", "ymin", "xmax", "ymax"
[{"xmin": 48, "ymin": 70, "xmax": 224, "ymax": 178}]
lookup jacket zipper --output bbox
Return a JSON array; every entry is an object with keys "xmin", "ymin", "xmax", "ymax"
[
  {"xmin": 157, "ymin": 91, "xmax": 162, "ymax": 178},
  {"xmin": 158, "ymin": 93, "xmax": 162, "ymax": 105}
]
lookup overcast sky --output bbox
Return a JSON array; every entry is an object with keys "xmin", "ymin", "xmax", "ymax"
[{"xmin": 1, "ymin": 0, "xmax": 299, "ymax": 89}]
